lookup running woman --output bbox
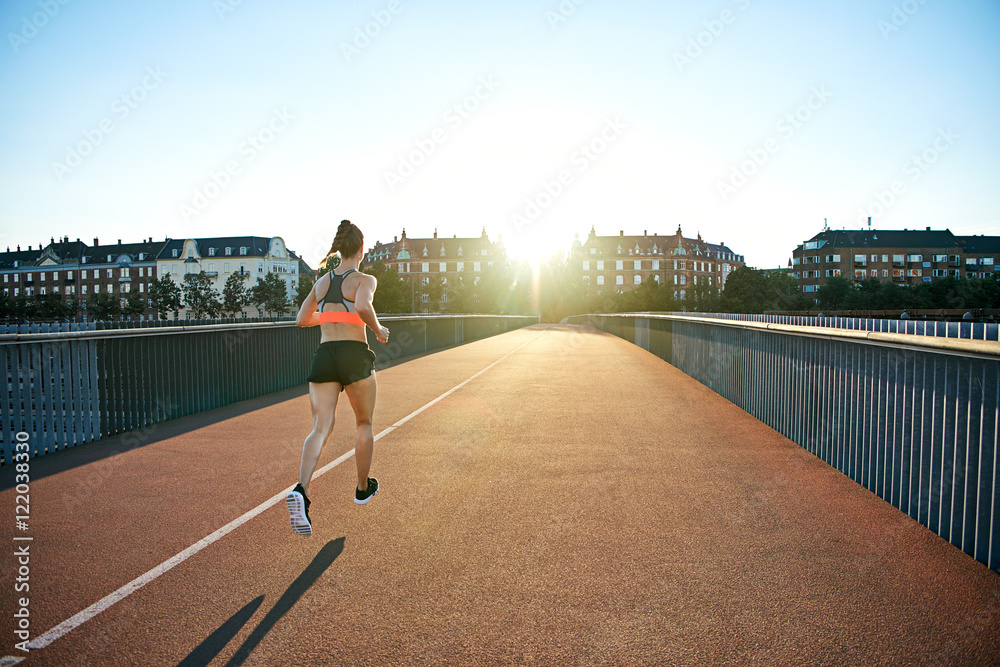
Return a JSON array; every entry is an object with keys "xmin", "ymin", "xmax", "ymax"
[{"xmin": 286, "ymin": 220, "xmax": 390, "ymax": 537}]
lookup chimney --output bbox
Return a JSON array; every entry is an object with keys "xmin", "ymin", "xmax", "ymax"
[
  {"xmin": 433, "ymin": 229, "xmax": 437, "ymax": 239},
  {"xmin": 643, "ymin": 230, "xmax": 647, "ymax": 236},
  {"xmin": 393, "ymin": 236, "xmax": 397, "ymax": 243},
  {"xmin": 17, "ymin": 245, "xmax": 20, "ymax": 251},
  {"xmin": 620, "ymin": 230, "xmax": 624, "ymax": 237},
  {"xmin": 926, "ymin": 226, "xmax": 930, "ymax": 231},
  {"xmin": 94, "ymin": 238, "xmax": 99, "ymax": 246},
  {"xmin": 117, "ymin": 239, "xmax": 121, "ymax": 245}
]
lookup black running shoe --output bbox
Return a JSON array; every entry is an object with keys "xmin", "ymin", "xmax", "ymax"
[
  {"xmin": 355, "ymin": 478, "xmax": 379, "ymax": 505},
  {"xmin": 286, "ymin": 483, "xmax": 312, "ymax": 537}
]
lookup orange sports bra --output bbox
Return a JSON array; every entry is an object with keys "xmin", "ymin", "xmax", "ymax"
[{"xmin": 317, "ymin": 269, "xmax": 365, "ymax": 327}]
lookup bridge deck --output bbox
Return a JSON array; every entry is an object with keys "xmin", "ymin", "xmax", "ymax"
[{"xmin": 3, "ymin": 324, "xmax": 998, "ymax": 665}]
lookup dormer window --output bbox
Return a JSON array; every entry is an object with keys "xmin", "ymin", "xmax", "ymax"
[
  {"xmin": 209, "ymin": 248, "xmax": 216, "ymax": 256},
  {"xmin": 225, "ymin": 247, "xmax": 232, "ymax": 256},
  {"xmin": 422, "ymin": 245, "xmax": 428, "ymax": 257},
  {"xmin": 172, "ymin": 249, "xmax": 178, "ymax": 258},
  {"xmin": 240, "ymin": 247, "xmax": 248, "ymax": 256},
  {"xmin": 107, "ymin": 255, "xmax": 113, "ymax": 262},
  {"xmin": 440, "ymin": 245, "xmax": 446, "ymax": 256}
]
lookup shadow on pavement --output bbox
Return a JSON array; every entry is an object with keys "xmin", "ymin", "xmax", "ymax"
[
  {"xmin": 173, "ymin": 537, "xmax": 345, "ymax": 667},
  {"xmin": 176, "ymin": 595, "xmax": 264, "ymax": 667}
]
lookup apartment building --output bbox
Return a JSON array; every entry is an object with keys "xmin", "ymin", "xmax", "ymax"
[
  {"xmin": 792, "ymin": 228, "xmax": 999, "ymax": 295},
  {"xmin": 1, "ymin": 236, "xmax": 166, "ymax": 320},
  {"xmin": 571, "ymin": 226, "xmax": 745, "ymax": 301},
  {"xmin": 363, "ymin": 228, "xmax": 504, "ymax": 311},
  {"xmin": 157, "ymin": 236, "xmax": 308, "ymax": 318}
]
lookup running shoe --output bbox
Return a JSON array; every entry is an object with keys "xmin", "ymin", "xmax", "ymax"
[
  {"xmin": 355, "ymin": 478, "xmax": 379, "ymax": 505},
  {"xmin": 286, "ymin": 483, "xmax": 312, "ymax": 537}
]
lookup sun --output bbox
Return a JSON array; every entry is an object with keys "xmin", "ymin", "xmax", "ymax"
[{"xmin": 503, "ymin": 231, "xmax": 564, "ymax": 270}]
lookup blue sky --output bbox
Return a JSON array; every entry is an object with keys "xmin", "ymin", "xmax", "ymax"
[{"xmin": 1, "ymin": 0, "xmax": 998, "ymax": 270}]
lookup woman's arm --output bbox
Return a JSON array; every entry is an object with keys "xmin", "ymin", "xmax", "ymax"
[
  {"xmin": 354, "ymin": 274, "xmax": 390, "ymax": 343},
  {"xmin": 295, "ymin": 278, "xmax": 322, "ymax": 327}
]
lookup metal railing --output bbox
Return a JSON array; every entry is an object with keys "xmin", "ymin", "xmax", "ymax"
[
  {"xmin": 567, "ymin": 313, "xmax": 1000, "ymax": 572},
  {"xmin": 1, "ymin": 314, "xmax": 537, "ymax": 464}
]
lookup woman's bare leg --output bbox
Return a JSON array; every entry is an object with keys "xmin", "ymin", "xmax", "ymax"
[
  {"xmin": 344, "ymin": 374, "xmax": 377, "ymax": 491},
  {"xmin": 299, "ymin": 381, "xmax": 341, "ymax": 496}
]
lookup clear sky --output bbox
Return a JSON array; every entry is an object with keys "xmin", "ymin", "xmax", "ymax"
[{"xmin": 1, "ymin": 0, "xmax": 998, "ymax": 270}]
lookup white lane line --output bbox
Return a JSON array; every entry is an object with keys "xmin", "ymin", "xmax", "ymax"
[{"xmin": 24, "ymin": 329, "xmax": 544, "ymax": 653}]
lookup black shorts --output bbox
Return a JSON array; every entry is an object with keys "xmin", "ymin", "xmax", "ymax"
[{"xmin": 307, "ymin": 340, "xmax": 376, "ymax": 388}]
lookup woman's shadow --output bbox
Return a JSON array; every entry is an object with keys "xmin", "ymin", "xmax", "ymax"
[{"xmin": 177, "ymin": 537, "xmax": 345, "ymax": 667}]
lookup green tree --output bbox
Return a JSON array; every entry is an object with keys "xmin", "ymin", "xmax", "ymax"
[
  {"xmin": 182, "ymin": 272, "xmax": 222, "ymax": 319},
  {"xmin": 36, "ymin": 292, "xmax": 70, "ymax": 320},
  {"xmin": 720, "ymin": 267, "xmax": 769, "ymax": 313},
  {"xmin": 123, "ymin": 293, "xmax": 147, "ymax": 320},
  {"xmin": 295, "ymin": 273, "xmax": 314, "ymax": 308},
  {"xmin": 817, "ymin": 276, "xmax": 854, "ymax": 311},
  {"xmin": 364, "ymin": 262, "xmax": 409, "ymax": 313},
  {"xmin": 222, "ymin": 271, "xmax": 249, "ymax": 317},
  {"xmin": 87, "ymin": 292, "xmax": 121, "ymax": 321},
  {"xmin": 248, "ymin": 272, "xmax": 289, "ymax": 317},
  {"xmin": 149, "ymin": 275, "xmax": 182, "ymax": 319}
]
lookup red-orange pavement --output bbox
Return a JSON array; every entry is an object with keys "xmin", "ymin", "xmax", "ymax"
[{"xmin": 2, "ymin": 324, "xmax": 999, "ymax": 666}]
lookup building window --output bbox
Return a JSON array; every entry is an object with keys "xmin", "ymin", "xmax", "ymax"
[
  {"xmin": 82, "ymin": 285, "xmax": 87, "ymax": 295},
  {"xmin": 209, "ymin": 248, "xmax": 216, "ymax": 256},
  {"xmin": 39, "ymin": 287, "xmax": 46, "ymax": 295},
  {"xmin": 439, "ymin": 262, "xmax": 446, "ymax": 272},
  {"xmin": 122, "ymin": 283, "xmax": 130, "ymax": 293},
  {"xmin": 983, "ymin": 258, "xmax": 995, "ymax": 266},
  {"xmin": 121, "ymin": 267, "xmax": 129, "ymax": 278},
  {"xmin": 634, "ymin": 275, "xmax": 642, "ymax": 285},
  {"xmin": 139, "ymin": 283, "xmax": 144, "ymax": 292},
  {"xmin": 616, "ymin": 261, "xmax": 623, "ymax": 271},
  {"xmin": 225, "ymin": 247, "xmax": 232, "ymax": 256},
  {"xmin": 240, "ymin": 247, "xmax": 248, "ymax": 255},
  {"xmin": 633, "ymin": 260, "xmax": 641, "ymax": 270},
  {"xmin": 907, "ymin": 254, "xmax": 923, "ymax": 263},
  {"xmin": 224, "ymin": 263, "xmax": 230, "ymax": 273},
  {"xmin": 583, "ymin": 261, "xmax": 590, "ymax": 271},
  {"xmin": 597, "ymin": 261, "xmax": 604, "ymax": 271},
  {"xmin": 422, "ymin": 262, "xmax": 430, "ymax": 273},
  {"xmin": 652, "ymin": 260, "xmax": 659, "ymax": 270},
  {"xmin": 107, "ymin": 269, "xmax": 113, "ymax": 279},
  {"xmin": 616, "ymin": 275, "xmax": 624, "ymax": 285},
  {"xmin": 457, "ymin": 262, "xmax": 464, "ymax": 272},
  {"xmin": 854, "ymin": 255, "xmax": 867, "ymax": 266},
  {"xmin": 172, "ymin": 249, "xmax": 178, "ymax": 258},
  {"xmin": 474, "ymin": 262, "xmax": 481, "ymax": 272},
  {"xmin": 679, "ymin": 275, "xmax": 686, "ymax": 285}
]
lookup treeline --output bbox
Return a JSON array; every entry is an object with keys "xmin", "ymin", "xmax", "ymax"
[
  {"xmin": 815, "ymin": 275, "xmax": 1000, "ymax": 311},
  {"xmin": 5, "ymin": 258, "xmax": 999, "ymax": 324},
  {"xmin": 0, "ymin": 271, "xmax": 306, "ymax": 322}
]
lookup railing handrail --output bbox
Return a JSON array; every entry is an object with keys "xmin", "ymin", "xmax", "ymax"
[
  {"xmin": 583, "ymin": 313, "xmax": 1000, "ymax": 360},
  {"xmin": 0, "ymin": 314, "xmax": 539, "ymax": 344}
]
